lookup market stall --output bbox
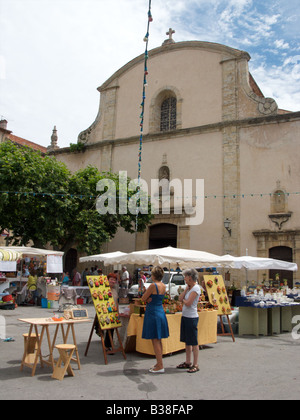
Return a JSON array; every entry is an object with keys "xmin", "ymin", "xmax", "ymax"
[
  {"xmin": 101, "ymin": 247, "xmax": 300, "ymax": 337},
  {"xmin": 0, "ymin": 246, "xmax": 64, "ymax": 308},
  {"xmin": 126, "ymin": 310, "xmax": 217, "ymax": 355},
  {"xmin": 79, "ymin": 247, "xmax": 236, "ymax": 353},
  {"xmin": 0, "ymin": 249, "xmax": 23, "ymax": 294},
  {"xmin": 237, "ymin": 291, "xmax": 300, "ymax": 336},
  {"xmin": 222, "ymin": 254, "xmax": 299, "ymax": 336},
  {"xmin": 222, "ymin": 254, "xmax": 298, "ymax": 290}
]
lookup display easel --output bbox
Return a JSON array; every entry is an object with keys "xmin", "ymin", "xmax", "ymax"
[
  {"xmin": 84, "ymin": 314, "xmax": 126, "ymax": 365},
  {"xmin": 84, "ymin": 275, "xmax": 126, "ymax": 364},
  {"xmin": 203, "ymin": 275, "xmax": 235, "ymax": 342},
  {"xmin": 218, "ymin": 314, "xmax": 235, "ymax": 342}
]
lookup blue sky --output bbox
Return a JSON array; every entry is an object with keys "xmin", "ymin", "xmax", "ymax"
[{"xmin": 0, "ymin": 0, "xmax": 299, "ymax": 148}]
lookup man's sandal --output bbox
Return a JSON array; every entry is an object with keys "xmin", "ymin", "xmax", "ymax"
[
  {"xmin": 187, "ymin": 365, "xmax": 199, "ymax": 373},
  {"xmin": 176, "ymin": 362, "xmax": 192, "ymax": 369}
]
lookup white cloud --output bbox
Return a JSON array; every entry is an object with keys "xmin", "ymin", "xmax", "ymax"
[
  {"xmin": 283, "ymin": 55, "xmax": 300, "ymax": 66},
  {"xmin": 264, "ymin": 14, "xmax": 280, "ymax": 26},
  {"xmin": 251, "ymin": 62, "xmax": 300, "ymax": 111},
  {"xmin": 275, "ymin": 39, "xmax": 289, "ymax": 49}
]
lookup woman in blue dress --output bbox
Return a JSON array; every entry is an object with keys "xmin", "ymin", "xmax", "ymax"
[{"xmin": 142, "ymin": 266, "xmax": 169, "ymax": 373}]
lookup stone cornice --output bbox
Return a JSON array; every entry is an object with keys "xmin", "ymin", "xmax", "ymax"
[
  {"xmin": 253, "ymin": 229, "xmax": 300, "ymax": 236},
  {"xmin": 50, "ymin": 111, "xmax": 300, "ymax": 155}
]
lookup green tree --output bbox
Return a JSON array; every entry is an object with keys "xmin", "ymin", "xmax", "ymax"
[
  {"xmin": 0, "ymin": 141, "xmax": 154, "ymax": 254},
  {"xmin": 0, "ymin": 141, "xmax": 71, "ymax": 248},
  {"xmin": 63, "ymin": 166, "xmax": 154, "ymax": 254}
]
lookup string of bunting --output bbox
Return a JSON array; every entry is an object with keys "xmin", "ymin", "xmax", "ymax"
[
  {"xmin": 1, "ymin": 190, "xmax": 299, "ymax": 200},
  {"xmin": 138, "ymin": 0, "xmax": 152, "ymax": 181},
  {"xmin": 136, "ymin": 0, "xmax": 153, "ymax": 230}
]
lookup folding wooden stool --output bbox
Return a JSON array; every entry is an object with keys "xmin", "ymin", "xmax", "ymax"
[
  {"xmin": 52, "ymin": 344, "xmax": 76, "ymax": 381},
  {"xmin": 22, "ymin": 333, "xmax": 40, "ymax": 366}
]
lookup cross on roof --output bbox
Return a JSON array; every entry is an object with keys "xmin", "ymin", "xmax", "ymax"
[
  {"xmin": 162, "ymin": 28, "xmax": 176, "ymax": 46},
  {"xmin": 166, "ymin": 28, "xmax": 175, "ymax": 40}
]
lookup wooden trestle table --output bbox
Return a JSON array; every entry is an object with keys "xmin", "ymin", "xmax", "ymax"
[{"xmin": 19, "ymin": 317, "xmax": 91, "ymax": 376}]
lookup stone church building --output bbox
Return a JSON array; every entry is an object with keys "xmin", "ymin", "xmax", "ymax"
[{"xmin": 51, "ymin": 33, "xmax": 300, "ymax": 286}]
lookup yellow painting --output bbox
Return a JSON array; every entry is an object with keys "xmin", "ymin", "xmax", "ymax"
[
  {"xmin": 203, "ymin": 275, "xmax": 231, "ymax": 316},
  {"xmin": 87, "ymin": 275, "xmax": 122, "ymax": 330}
]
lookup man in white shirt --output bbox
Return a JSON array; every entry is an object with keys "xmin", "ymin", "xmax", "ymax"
[{"xmin": 121, "ymin": 266, "xmax": 129, "ymax": 290}]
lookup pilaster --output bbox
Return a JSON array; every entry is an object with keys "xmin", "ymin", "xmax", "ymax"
[{"xmin": 221, "ymin": 58, "xmax": 240, "ymax": 256}]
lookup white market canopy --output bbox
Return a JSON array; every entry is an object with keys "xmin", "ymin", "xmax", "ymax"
[
  {"xmin": 79, "ymin": 251, "xmax": 127, "ymax": 264},
  {"xmin": 79, "ymin": 247, "xmax": 298, "ymax": 273},
  {"xmin": 95, "ymin": 246, "xmax": 236, "ymax": 270},
  {"xmin": 0, "ymin": 248, "xmax": 23, "ymax": 261},
  {"xmin": 223, "ymin": 255, "xmax": 298, "ymax": 271},
  {"xmin": 0, "ymin": 246, "xmax": 64, "ymax": 260},
  {"xmin": 0, "ymin": 246, "xmax": 64, "ymax": 273}
]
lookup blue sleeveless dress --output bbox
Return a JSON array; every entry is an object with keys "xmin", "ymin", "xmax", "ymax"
[{"xmin": 142, "ymin": 283, "xmax": 169, "ymax": 340}]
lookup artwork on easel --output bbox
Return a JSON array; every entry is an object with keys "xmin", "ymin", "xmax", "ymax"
[
  {"xmin": 85, "ymin": 275, "xmax": 126, "ymax": 364},
  {"xmin": 87, "ymin": 275, "xmax": 122, "ymax": 330},
  {"xmin": 203, "ymin": 275, "xmax": 232, "ymax": 316},
  {"xmin": 203, "ymin": 275, "xmax": 235, "ymax": 342}
]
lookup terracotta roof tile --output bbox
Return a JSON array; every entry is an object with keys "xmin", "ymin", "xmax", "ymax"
[{"xmin": 7, "ymin": 133, "xmax": 47, "ymax": 153}]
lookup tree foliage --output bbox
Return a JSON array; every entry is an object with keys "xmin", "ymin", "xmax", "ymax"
[{"xmin": 0, "ymin": 141, "xmax": 154, "ymax": 254}]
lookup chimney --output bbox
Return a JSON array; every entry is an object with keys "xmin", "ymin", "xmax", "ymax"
[{"xmin": 0, "ymin": 119, "xmax": 8, "ymax": 130}]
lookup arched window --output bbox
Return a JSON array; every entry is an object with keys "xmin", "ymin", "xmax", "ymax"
[
  {"xmin": 149, "ymin": 87, "xmax": 182, "ymax": 133},
  {"xmin": 160, "ymin": 97, "xmax": 177, "ymax": 131},
  {"xmin": 158, "ymin": 165, "xmax": 170, "ymax": 181}
]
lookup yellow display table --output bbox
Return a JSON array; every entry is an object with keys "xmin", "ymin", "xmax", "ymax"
[{"xmin": 126, "ymin": 311, "xmax": 217, "ymax": 355}]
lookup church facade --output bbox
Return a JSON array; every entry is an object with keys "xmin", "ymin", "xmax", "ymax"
[{"xmin": 52, "ymin": 36, "xmax": 300, "ymax": 286}]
